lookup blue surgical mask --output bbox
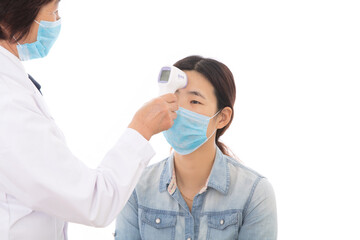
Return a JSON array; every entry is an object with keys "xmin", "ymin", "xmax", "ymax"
[
  {"xmin": 163, "ymin": 107, "xmax": 220, "ymax": 155},
  {"xmin": 16, "ymin": 19, "xmax": 61, "ymax": 61}
]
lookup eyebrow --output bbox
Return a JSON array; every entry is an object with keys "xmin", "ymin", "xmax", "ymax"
[{"xmin": 187, "ymin": 90, "xmax": 206, "ymax": 99}]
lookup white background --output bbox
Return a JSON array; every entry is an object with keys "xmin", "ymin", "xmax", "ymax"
[{"xmin": 23, "ymin": 0, "xmax": 360, "ymax": 239}]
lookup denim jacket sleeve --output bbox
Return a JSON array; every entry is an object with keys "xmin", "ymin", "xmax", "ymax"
[
  {"xmin": 115, "ymin": 191, "xmax": 141, "ymax": 240},
  {"xmin": 238, "ymin": 178, "xmax": 277, "ymax": 240}
]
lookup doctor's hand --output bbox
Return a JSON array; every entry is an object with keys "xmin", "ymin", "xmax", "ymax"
[{"xmin": 128, "ymin": 93, "xmax": 179, "ymax": 141}]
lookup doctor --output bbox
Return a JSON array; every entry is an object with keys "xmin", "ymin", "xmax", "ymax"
[{"xmin": 0, "ymin": 0, "xmax": 178, "ymax": 239}]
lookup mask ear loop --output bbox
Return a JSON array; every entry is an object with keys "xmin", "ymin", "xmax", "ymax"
[
  {"xmin": 207, "ymin": 128, "xmax": 218, "ymax": 140},
  {"xmin": 207, "ymin": 108, "xmax": 223, "ymax": 139},
  {"xmin": 12, "ymin": 36, "xmax": 21, "ymax": 46},
  {"xmin": 34, "ymin": 20, "xmax": 44, "ymax": 27},
  {"xmin": 209, "ymin": 109, "xmax": 222, "ymax": 120}
]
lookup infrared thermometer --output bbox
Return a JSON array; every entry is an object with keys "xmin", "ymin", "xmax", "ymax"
[{"xmin": 158, "ymin": 66, "xmax": 187, "ymax": 95}]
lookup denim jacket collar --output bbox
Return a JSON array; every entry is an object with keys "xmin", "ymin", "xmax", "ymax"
[{"xmin": 159, "ymin": 147, "xmax": 230, "ymax": 195}]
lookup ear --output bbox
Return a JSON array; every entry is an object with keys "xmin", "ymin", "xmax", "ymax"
[{"xmin": 216, "ymin": 107, "xmax": 232, "ymax": 129}]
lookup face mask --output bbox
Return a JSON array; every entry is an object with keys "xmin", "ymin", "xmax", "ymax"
[
  {"xmin": 16, "ymin": 19, "xmax": 61, "ymax": 61},
  {"xmin": 163, "ymin": 107, "xmax": 220, "ymax": 155}
]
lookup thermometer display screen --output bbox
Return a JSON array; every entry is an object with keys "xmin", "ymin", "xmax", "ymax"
[{"xmin": 160, "ymin": 70, "xmax": 170, "ymax": 82}]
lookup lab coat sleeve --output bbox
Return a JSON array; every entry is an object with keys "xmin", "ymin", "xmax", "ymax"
[{"xmin": 0, "ymin": 81, "xmax": 155, "ymax": 227}]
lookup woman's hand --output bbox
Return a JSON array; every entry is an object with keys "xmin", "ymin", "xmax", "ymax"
[{"xmin": 128, "ymin": 93, "xmax": 179, "ymax": 140}]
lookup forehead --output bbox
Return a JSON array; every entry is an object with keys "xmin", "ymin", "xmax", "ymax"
[
  {"xmin": 183, "ymin": 70, "xmax": 215, "ymax": 95},
  {"xmin": 42, "ymin": 0, "xmax": 59, "ymax": 9}
]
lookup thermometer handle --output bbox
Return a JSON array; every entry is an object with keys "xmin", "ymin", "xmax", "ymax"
[{"xmin": 159, "ymin": 87, "xmax": 175, "ymax": 95}]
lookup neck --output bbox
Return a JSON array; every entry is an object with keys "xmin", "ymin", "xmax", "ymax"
[
  {"xmin": 0, "ymin": 40, "xmax": 19, "ymax": 58},
  {"xmin": 174, "ymin": 136, "xmax": 217, "ymax": 191}
]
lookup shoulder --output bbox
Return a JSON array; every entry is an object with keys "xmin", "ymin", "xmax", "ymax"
[
  {"xmin": 224, "ymin": 155, "xmax": 275, "ymax": 202},
  {"xmin": 225, "ymin": 155, "xmax": 264, "ymax": 181},
  {"xmin": 135, "ymin": 158, "xmax": 167, "ymax": 193},
  {"xmin": 0, "ymin": 74, "xmax": 9, "ymax": 95},
  {"xmin": 0, "ymin": 50, "xmax": 32, "ymax": 92},
  {"xmin": 141, "ymin": 158, "xmax": 168, "ymax": 180},
  {"xmin": 0, "ymin": 74, "xmax": 45, "ymax": 119},
  {"xmin": 133, "ymin": 158, "xmax": 175, "ymax": 210}
]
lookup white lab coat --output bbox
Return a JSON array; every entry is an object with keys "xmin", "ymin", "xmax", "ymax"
[{"xmin": 0, "ymin": 46, "xmax": 155, "ymax": 240}]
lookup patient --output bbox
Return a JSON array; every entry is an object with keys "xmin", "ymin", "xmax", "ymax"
[{"xmin": 114, "ymin": 56, "xmax": 277, "ymax": 240}]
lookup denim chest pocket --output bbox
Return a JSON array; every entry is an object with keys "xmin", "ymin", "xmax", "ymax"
[
  {"xmin": 206, "ymin": 211, "xmax": 241, "ymax": 240},
  {"xmin": 140, "ymin": 209, "xmax": 177, "ymax": 240}
]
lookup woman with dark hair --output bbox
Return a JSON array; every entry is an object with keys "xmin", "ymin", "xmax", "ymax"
[
  {"xmin": 115, "ymin": 56, "xmax": 277, "ymax": 240},
  {"xmin": 0, "ymin": 0, "xmax": 179, "ymax": 239}
]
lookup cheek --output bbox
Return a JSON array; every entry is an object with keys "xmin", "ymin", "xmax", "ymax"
[
  {"xmin": 47, "ymin": 13, "xmax": 59, "ymax": 22},
  {"xmin": 23, "ymin": 23, "xmax": 40, "ymax": 43}
]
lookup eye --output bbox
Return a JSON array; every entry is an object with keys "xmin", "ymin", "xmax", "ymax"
[{"xmin": 190, "ymin": 100, "xmax": 202, "ymax": 104}]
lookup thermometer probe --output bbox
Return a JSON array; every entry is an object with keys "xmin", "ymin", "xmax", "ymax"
[{"xmin": 158, "ymin": 66, "xmax": 187, "ymax": 95}]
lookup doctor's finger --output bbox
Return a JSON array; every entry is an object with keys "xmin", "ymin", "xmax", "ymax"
[
  {"xmin": 168, "ymin": 102, "xmax": 179, "ymax": 112},
  {"xmin": 160, "ymin": 93, "xmax": 178, "ymax": 103},
  {"xmin": 170, "ymin": 111, "xmax": 177, "ymax": 120}
]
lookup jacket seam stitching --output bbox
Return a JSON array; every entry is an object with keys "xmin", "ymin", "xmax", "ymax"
[{"xmin": 242, "ymin": 176, "xmax": 263, "ymax": 220}]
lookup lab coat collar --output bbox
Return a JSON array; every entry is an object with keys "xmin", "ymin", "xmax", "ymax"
[
  {"xmin": 0, "ymin": 46, "xmax": 38, "ymax": 94},
  {"xmin": 0, "ymin": 45, "xmax": 25, "ymax": 73}
]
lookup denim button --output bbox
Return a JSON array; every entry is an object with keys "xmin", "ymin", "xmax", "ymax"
[
  {"xmin": 187, "ymin": 238, "xmax": 191, "ymax": 240},
  {"xmin": 155, "ymin": 218, "xmax": 161, "ymax": 224},
  {"xmin": 220, "ymin": 219, "xmax": 224, "ymax": 225}
]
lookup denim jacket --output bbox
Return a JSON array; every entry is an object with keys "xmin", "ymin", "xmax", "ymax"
[{"xmin": 115, "ymin": 147, "xmax": 277, "ymax": 240}]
